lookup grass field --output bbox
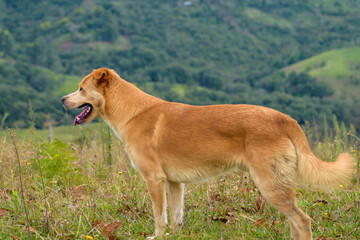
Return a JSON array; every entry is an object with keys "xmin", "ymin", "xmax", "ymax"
[
  {"xmin": 0, "ymin": 122, "xmax": 359, "ymax": 239},
  {"xmin": 283, "ymin": 47, "xmax": 360, "ymax": 99},
  {"xmin": 245, "ymin": 8, "xmax": 292, "ymax": 29},
  {"xmin": 0, "ymin": 123, "xmax": 104, "ymax": 144}
]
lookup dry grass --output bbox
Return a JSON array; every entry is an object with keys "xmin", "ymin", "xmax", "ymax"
[{"xmin": 0, "ymin": 123, "xmax": 359, "ymax": 239}]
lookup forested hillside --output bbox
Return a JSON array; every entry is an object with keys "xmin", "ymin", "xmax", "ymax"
[{"xmin": 0, "ymin": 0, "xmax": 359, "ymax": 129}]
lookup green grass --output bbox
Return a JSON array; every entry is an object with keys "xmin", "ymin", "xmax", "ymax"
[
  {"xmin": 173, "ymin": 84, "xmax": 187, "ymax": 97},
  {"xmin": 0, "ymin": 124, "xmax": 99, "ymax": 143},
  {"xmin": 245, "ymin": 8, "xmax": 292, "ymax": 29},
  {"xmin": 0, "ymin": 123, "xmax": 359, "ymax": 239},
  {"xmin": 283, "ymin": 46, "xmax": 360, "ymax": 98},
  {"xmin": 55, "ymin": 76, "xmax": 82, "ymax": 97},
  {"xmin": 284, "ymin": 47, "xmax": 360, "ymax": 78},
  {"xmin": 88, "ymin": 36, "xmax": 130, "ymax": 51}
]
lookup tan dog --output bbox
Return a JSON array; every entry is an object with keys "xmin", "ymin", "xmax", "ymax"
[{"xmin": 61, "ymin": 68, "xmax": 355, "ymax": 239}]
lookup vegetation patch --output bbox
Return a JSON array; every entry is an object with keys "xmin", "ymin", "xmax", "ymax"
[
  {"xmin": 283, "ymin": 47, "xmax": 360, "ymax": 99},
  {"xmin": 1, "ymin": 0, "xmax": 360, "ymax": 129},
  {"xmin": 0, "ymin": 119, "xmax": 359, "ymax": 239}
]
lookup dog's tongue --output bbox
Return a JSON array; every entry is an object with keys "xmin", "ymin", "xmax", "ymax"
[{"xmin": 74, "ymin": 105, "xmax": 90, "ymax": 126}]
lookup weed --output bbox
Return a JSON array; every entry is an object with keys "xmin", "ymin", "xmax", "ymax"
[
  {"xmin": 7, "ymin": 129, "xmax": 31, "ymax": 240},
  {"xmin": 0, "ymin": 122, "xmax": 359, "ymax": 239}
]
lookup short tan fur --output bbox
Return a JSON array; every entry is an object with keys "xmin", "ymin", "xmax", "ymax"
[{"xmin": 62, "ymin": 68, "xmax": 355, "ymax": 240}]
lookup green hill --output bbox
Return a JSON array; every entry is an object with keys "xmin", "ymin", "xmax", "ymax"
[
  {"xmin": 283, "ymin": 47, "xmax": 360, "ymax": 99},
  {"xmin": 1, "ymin": 0, "xmax": 360, "ymax": 129}
]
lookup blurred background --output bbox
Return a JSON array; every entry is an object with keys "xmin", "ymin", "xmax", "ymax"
[{"xmin": 0, "ymin": 0, "xmax": 359, "ymax": 130}]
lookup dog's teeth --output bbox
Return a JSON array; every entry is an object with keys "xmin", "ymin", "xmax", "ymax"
[{"xmin": 76, "ymin": 117, "xmax": 80, "ymax": 120}]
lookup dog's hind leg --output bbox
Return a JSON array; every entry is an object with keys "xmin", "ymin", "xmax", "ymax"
[
  {"xmin": 166, "ymin": 181, "xmax": 184, "ymax": 232},
  {"xmin": 248, "ymin": 154, "xmax": 312, "ymax": 240}
]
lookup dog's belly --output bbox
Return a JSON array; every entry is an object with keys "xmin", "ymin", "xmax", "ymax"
[{"xmin": 163, "ymin": 160, "xmax": 239, "ymax": 183}]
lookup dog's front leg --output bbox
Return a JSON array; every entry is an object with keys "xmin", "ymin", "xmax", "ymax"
[{"xmin": 145, "ymin": 176, "xmax": 167, "ymax": 238}]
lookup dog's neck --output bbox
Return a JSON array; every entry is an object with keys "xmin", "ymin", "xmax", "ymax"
[{"xmin": 101, "ymin": 77, "xmax": 163, "ymax": 140}]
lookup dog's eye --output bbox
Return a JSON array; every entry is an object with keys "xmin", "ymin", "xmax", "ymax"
[{"xmin": 79, "ymin": 87, "xmax": 83, "ymax": 91}]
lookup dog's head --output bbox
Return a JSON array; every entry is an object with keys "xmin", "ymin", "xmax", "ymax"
[{"xmin": 61, "ymin": 68, "xmax": 114, "ymax": 126}]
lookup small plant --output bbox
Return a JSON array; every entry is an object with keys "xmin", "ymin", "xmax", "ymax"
[
  {"xmin": 8, "ymin": 129, "xmax": 31, "ymax": 240},
  {"xmin": 29, "ymin": 139, "xmax": 87, "ymax": 186},
  {"xmin": 100, "ymin": 119, "xmax": 113, "ymax": 165}
]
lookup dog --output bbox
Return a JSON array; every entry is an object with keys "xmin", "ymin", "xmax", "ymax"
[{"xmin": 61, "ymin": 68, "xmax": 355, "ymax": 239}]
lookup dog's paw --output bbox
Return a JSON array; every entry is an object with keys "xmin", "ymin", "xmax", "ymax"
[{"xmin": 147, "ymin": 233, "xmax": 170, "ymax": 239}]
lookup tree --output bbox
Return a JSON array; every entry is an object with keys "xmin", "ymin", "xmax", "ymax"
[{"xmin": 0, "ymin": 27, "xmax": 14, "ymax": 56}]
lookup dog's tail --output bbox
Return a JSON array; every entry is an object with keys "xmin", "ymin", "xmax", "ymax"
[{"xmin": 288, "ymin": 120, "xmax": 355, "ymax": 192}]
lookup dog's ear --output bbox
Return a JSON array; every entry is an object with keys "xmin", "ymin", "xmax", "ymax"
[{"xmin": 92, "ymin": 68, "xmax": 111, "ymax": 87}]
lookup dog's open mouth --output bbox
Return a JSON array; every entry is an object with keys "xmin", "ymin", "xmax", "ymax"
[{"xmin": 74, "ymin": 104, "xmax": 93, "ymax": 126}]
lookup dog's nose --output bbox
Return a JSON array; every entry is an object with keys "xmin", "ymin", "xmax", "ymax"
[{"xmin": 61, "ymin": 96, "xmax": 66, "ymax": 103}]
